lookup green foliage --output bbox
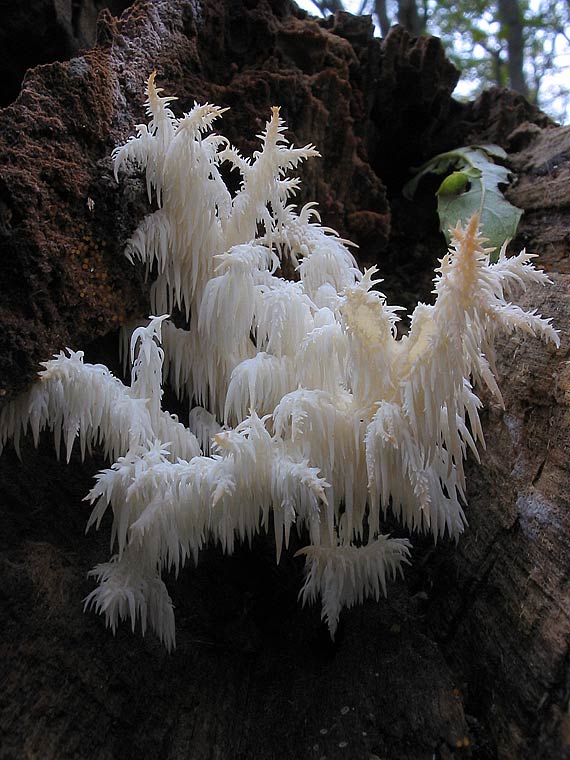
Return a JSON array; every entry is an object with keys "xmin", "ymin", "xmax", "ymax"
[
  {"xmin": 404, "ymin": 145, "xmax": 523, "ymax": 258},
  {"xmin": 417, "ymin": 0, "xmax": 570, "ymax": 120},
  {"xmin": 308, "ymin": 0, "xmax": 570, "ymax": 122}
]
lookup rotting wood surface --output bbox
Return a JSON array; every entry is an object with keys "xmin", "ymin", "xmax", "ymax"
[{"xmin": 1, "ymin": 1, "xmax": 570, "ymax": 758}]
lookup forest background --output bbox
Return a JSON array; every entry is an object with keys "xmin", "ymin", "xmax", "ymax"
[{"xmin": 301, "ymin": 0, "xmax": 570, "ymax": 122}]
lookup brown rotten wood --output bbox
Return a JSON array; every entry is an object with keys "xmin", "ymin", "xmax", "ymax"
[{"xmin": 0, "ymin": 1, "xmax": 569, "ymax": 758}]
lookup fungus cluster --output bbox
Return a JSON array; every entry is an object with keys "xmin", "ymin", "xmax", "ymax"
[{"xmin": 0, "ymin": 75, "xmax": 558, "ymax": 648}]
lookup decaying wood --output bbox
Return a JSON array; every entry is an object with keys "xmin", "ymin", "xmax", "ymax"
[{"xmin": 1, "ymin": 1, "xmax": 569, "ymax": 758}]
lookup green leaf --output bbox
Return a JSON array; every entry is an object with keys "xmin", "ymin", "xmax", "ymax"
[
  {"xmin": 403, "ymin": 145, "xmax": 523, "ymax": 261},
  {"xmin": 436, "ymin": 170, "xmax": 473, "ymax": 197}
]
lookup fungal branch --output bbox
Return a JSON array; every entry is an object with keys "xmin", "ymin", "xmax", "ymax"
[{"xmin": 0, "ymin": 74, "xmax": 559, "ymax": 649}]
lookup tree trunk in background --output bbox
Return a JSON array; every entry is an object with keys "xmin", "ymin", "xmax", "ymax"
[
  {"xmin": 1, "ymin": 2, "xmax": 569, "ymax": 759},
  {"xmin": 492, "ymin": 49, "xmax": 504, "ymax": 88},
  {"xmin": 397, "ymin": 0, "xmax": 424, "ymax": 36},
  {"xmin": 374, "ymin": 0, "xmax": 391, "ymax": 37},
  {"xmin": 312, "ymin": 0, "xmax": 345, "ymax": 13},
  {"xmin": 498, "ymin": 0, "xmax": 529, "ymax": 97}
]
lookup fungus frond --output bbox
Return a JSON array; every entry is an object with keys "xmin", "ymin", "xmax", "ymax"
[{"xmin": 0, "ymin": 76, "xmax": 558, "ymax": 648}]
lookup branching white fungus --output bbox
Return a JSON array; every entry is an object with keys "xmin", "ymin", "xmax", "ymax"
[{"xmin": 0, "ymin": 74, "xmax": 559, "ymax": 649}]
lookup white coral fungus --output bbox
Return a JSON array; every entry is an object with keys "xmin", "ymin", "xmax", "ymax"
[{"xmin": 0, "ymin": 74, "xmax": 559, "ymax": 649}]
